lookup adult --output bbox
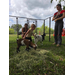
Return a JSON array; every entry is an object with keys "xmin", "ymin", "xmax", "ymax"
[
  {"xmin": 52, "ymin": 4, "xmax": 65, "ymax": 46},
  {"xmin": 22, "ymin": 23, "xmax": 29, "ymax": 39}
]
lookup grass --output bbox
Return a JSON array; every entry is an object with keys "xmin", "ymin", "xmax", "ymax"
[{"xmin": 9, "ymin": 34, "xmax": 65, "ymax": 75}]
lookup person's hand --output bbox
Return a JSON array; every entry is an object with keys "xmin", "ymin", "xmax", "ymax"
[
  {"xmin": 24, "ymin": 32, "xmax": 26, "ymax": 33},
  {"xmin": 23, "ymin": 37, "xmax": 25, "ymax": 39},
  {"xmin": 55, "ymin": 19, "xmax": 58, "ymax": 22}
]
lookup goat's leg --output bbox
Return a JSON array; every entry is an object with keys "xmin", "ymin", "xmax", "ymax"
[
  {"xmin": 40, "ymin": 40, "xmax": 43, "ymax": 45},
  {"xmin": 25, "ymin": 45, "xmax": 30, "ymax": 51},
  {"xmin": 34, "ymin": 40, "xmax": 38, "ymax": 47},
  {"xmin": 17, "ymin": 44, "xmax": 20, "ymax": 53}
]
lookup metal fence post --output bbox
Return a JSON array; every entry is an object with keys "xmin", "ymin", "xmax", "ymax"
[
  {"xmin": 16, "ymin": 17, "xmax": 19, "ymax": 38},
  {"xmin": 44, "ymin": 20, "xmax": 45, "ymax": 34},
  {"xmin": 49, "ymin": 17, "xmax": 51, "ymax": 42},
  {"xmin": 27, "ymin": 19, "xmax": 29, "ymax": 25},
  {"xmin": 35, "ymin": 20, "xmax": 37, "ymax": 33}
]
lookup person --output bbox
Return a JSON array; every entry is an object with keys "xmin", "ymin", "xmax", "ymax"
[
  {"xmin": 52, "ymin": 4, "xmax": 65, "ymax": 46},
  {"xmin": 23, "ymin": 24, "xmax": 36, "ymax": 50},
  {"xmin": 22, "ymin": 23, "xmax": 29, "ymax": 39}
]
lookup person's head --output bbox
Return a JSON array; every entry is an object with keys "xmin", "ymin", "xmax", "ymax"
[
  {"xmin": 31, "ymin": 24, "xmax": 36, "ymax": 30},
  {"xmin": 56, "ymin": 4, "xmax": 62, "ymax": 11},
  {"xmin": 24, "ymin": 23, "xmax": 28, "ymax": 28}
]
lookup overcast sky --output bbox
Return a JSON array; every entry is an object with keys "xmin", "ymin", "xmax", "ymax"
[{"xmin": 9, "ymin": 0, "xmax": 65, "ymax": 28}]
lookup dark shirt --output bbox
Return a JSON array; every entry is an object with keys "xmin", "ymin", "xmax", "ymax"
[
  {"xmin": 22, "ymin": 27, "xmax": 28, "ymax": 37},
  {"xmin": 22, "ymin": 27, "xmax": 28, "ymax": 32},
  {"xmin": 54, "ymin": 10, "xmax": 65, "ymax": 22}
]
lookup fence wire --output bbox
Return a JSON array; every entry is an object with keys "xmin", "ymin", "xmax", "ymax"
[{"xmin": 9, "ymin": 16, "xmax": 65, "ymax": 45}]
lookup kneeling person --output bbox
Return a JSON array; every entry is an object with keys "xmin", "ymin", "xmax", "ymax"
[{"xmin": 23, "ymin": 24, "xmax": 36, "ymax": 49}]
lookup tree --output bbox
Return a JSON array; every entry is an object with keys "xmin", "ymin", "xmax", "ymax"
[
  {"xmin": 38, "ymin": 24, "xmax": 54, "ymax": 34},
  {"xmin": 9, "ymin": 28, "xmax": 14, "ymax": 34},
  {"xmin": 50, "ymin": 0, "xmax": 65, "ymax": 10},
  {"xmin": 11, "ymin": 24, "xmax": 22, "ymax": 32}
]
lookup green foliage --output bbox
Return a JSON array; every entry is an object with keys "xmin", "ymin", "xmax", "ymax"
[
  {"xmin": 50, "ymin": 0, "xmax": 65, "ymax": 3},
  {"xmin": 33, "ymin": 24, "xmax": 54, "ymax": 34},
  {"xmin": 50, "ymin": 0, "xmax": 65, "ymax": 10},
  {"xmin": 9, "ymin": 28, "xmax": 14, "ymax": 34},
  {"xmin": 63, "ymin": 5, "xmax": 65, "ymax": 10},
  {"xmin": 11, "ymin": 24, "xmax": 22, "ymax": 32},
  {"xmin": 9, "ymin": 26, "xmax": 10, "ymax": 28}
]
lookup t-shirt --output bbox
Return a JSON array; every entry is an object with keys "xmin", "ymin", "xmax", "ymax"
[
  {"xmin": 54, "ymin": 10, "xmax": 65, "ymax": 22},
  {"xmin": 26, "ymin": 29, "xmax": 33, "ymax": 37}
]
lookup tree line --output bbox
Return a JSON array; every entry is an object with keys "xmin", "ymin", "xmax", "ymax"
[{"xmin": 9, "ymin": 24, "xmax": 54, "ymax": 34}]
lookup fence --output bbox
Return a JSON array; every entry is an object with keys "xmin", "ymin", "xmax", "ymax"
[{"xmin": 9, "ymin": 15, "xmax": 65, "ymax": 44}]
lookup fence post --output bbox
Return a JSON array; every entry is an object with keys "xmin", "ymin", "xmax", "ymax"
[
  {"xmin": 27, "ymin": 19, "xmax": 29, "ymax": 25},
  {"xmin": 49, "ymin": 17, "xmax": 51, "ymax": 42},
  {"xmin": 16, "ymin": 17, "xmax": 19, "ymax": 38},
  {"xmin": 35, "ymin": 20, "xmax": 37, "ymax": 33},
  {"xmin": 44, "ymin": 20, "xmax": 45, "ymax": 34}
]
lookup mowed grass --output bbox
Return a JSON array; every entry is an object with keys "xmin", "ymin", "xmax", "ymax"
[{"xmin": 9, "ymin": 34, "xmax": 65, "ymax": 75}]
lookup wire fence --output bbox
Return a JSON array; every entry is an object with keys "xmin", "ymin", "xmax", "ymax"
[{"xmin": 9, "ymin": 15, "xmax": 65, "ymax": 45}]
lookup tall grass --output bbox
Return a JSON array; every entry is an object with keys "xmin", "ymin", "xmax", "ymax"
[{"xmin": 9, "ymin": 34, "xmax": 65, "ymax": 75}]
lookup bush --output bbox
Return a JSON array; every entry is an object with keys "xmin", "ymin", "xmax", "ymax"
[{"xmin": 9, "ymin": 28, "xmax": 15, "ymax": 34}]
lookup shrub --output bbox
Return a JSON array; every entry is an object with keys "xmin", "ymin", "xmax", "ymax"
[{"xmin": 9, "ymin": 28, "xmax": 15, "ymax": 34}]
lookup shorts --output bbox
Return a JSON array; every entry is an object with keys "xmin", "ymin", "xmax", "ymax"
[{"xmin": 25, "ymin": 37, "xmax": 32, "ymax": 41}]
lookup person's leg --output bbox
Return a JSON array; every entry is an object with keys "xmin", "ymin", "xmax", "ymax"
[
  {"xmin": 25, "ymin": 37, "xmax": 32, "ymax": 41},
  {"xmin": 58, "ymin": 22, "xmax": 63, "ymax": 45},
  {"xmin": 29, "ymin": 37, "xmax": 33, "ymax": 48},
  {"xmin": 54, "ymin": 22, "xmax": 58, "ymax": 44},
  {"xmin": 25, "ymin": 37, "xmax": 33, "ymax": 48}
]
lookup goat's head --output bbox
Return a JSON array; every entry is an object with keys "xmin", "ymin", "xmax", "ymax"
[{"xmin": 43, "ymin": 33, "xmax": 46, "ymax": 36}]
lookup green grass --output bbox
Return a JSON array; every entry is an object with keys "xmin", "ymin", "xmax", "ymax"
[{"xmin": 9, "ymin": 34, "xmax": 65, "ymax": 75}]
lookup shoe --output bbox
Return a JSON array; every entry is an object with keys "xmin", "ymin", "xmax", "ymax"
[
  {"xmin": 53, "ymin": 42, "xmax": 56, "ymax": 45},
  {"xmin": 56, "ymin": 44, "xmax": 60, "ymax": 47}
]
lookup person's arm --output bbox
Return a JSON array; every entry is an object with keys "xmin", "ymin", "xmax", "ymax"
[
  {"xmin": 22, "ymin": 28, "xmax": 25, "ymax": 34},
  {"xmin": 55, "ymin": 12, "xmax": 65, "ymax": 22},
  {"xmin": 52, "ymin": 12, "xmax": 59, "ymax": 21},
  {"xmin": 52, "ymin": 15, "xmax": 55, "ymax": 21},
  {"xmin": 23, "ymin": 29, "xmax": 30, "ymax": 39},
  {"xmin": 22, "ymin": 28, "xmax": 24, "ymax": 34},
  {"xmin": 52, "ymin": 14, "xmax": 59, "ymax": 21}
]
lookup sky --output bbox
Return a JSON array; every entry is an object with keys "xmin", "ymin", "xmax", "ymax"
[{"xmin": 9, "ymin": 0, "xmax": 65, "ymax": 29}]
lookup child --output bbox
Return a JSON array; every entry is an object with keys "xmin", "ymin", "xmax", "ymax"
[
  {"xmin": 23, "ymin": 24, "xmax": 36, "ymax": 49},
  {"xmin": 23, "ymin": 24, "xmax": 36, "ymax": 40}
]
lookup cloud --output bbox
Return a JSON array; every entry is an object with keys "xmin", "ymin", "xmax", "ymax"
[
  {"xmin": 24, "ymin": 0, "xmax": 50, "ymax": 10},
  {"xmin": 9, "ymin": 0, "xmax": 60, "ymax": 18},
  {"xmin": 9, "ymin": 0, "xmax": 65, "ymax": 27}
]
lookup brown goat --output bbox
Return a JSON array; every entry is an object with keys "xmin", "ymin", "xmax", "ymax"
[{"xmin": 16, "ymin": 38, "xmax": 37, "ymax": 53}]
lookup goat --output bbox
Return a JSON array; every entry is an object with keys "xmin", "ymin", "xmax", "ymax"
[
  {"xmin": 16, "ymin": 38, "xmax": 37, "ymax": 53},
  {"xmin": 34, "ymin": 33, "xmax": 46, "ymax": 46}
]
